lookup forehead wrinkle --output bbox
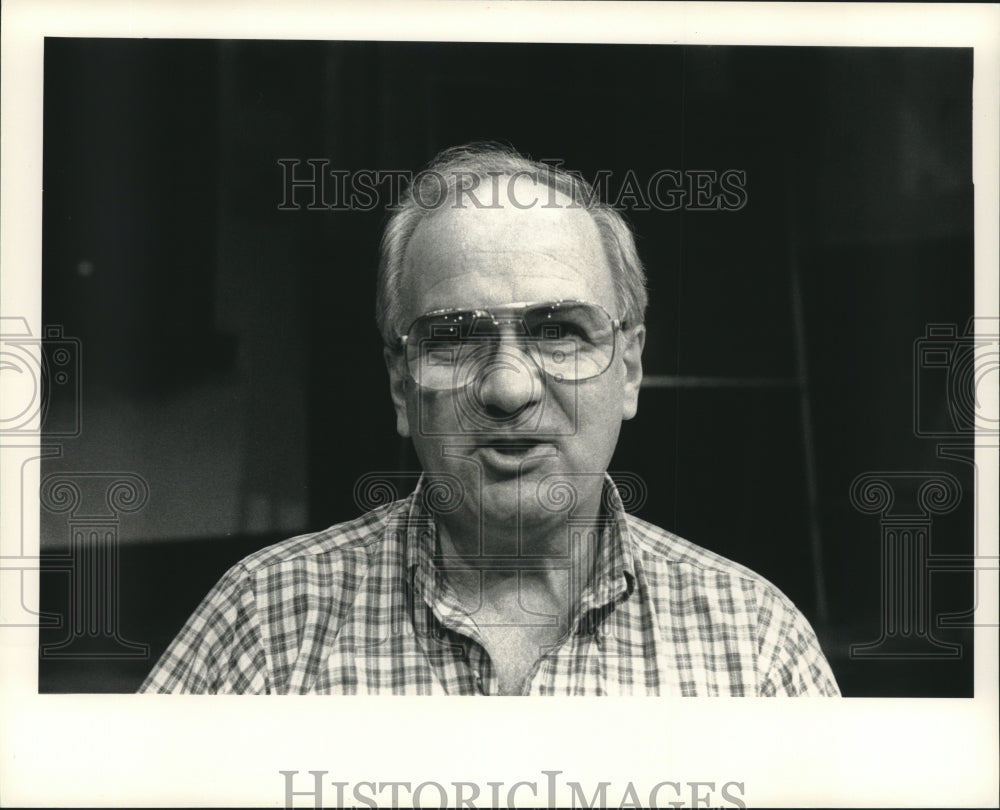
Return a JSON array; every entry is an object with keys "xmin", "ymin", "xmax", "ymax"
[
  {"xmin": 415, "ymin": 257, "xmax": 604, "ymax": 312},
  {"xmin": 404, "ymin": 225, "xmax": 609, "ymax": 291},
  {"xmin": 445, "ymin": 247, "xmax": 604, "ymax": 281}
]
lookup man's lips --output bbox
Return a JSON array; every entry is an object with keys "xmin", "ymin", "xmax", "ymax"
[
  {"xmin": 472, "ymin": 438, "xmax": 557, "ymax": 473},
  {"xmin": 481, "ymin": 437, "xmax": 545, "ymax": 451}
]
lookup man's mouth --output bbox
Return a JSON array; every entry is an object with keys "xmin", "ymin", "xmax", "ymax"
[
  {"xmin": 474, "ymin": 438, "xmax": 556, "ymax": 473},
  {"xmin": 484, "ymin": 438, "xmax": 544, "ymax": 454}
]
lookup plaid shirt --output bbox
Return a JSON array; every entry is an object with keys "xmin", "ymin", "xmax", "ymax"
[{"xmin": 140, "ymin": 478, "xmax": 840, "ymax": 696}]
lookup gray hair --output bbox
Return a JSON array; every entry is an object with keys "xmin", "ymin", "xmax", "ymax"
[{"xmin": 376, "ymin": 142, "xmax": 648, "ymax": 345}]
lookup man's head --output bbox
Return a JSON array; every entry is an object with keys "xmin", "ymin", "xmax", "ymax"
[{"xmin": 378, "ymin": 143, "xmax": 647, "ymax": 535}]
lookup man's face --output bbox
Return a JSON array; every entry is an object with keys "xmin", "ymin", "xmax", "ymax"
[{"xmin": 385, "ymin": 176, "xmax": 644, "ymax": 542}]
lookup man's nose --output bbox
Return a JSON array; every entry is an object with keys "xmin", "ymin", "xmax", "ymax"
[{"xmin": 472, "ymin": 342, "xmax": 544, "ymax": 417}]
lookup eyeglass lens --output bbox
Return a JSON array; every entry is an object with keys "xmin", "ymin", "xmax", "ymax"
[{"xmin": 406, "ymin": 302, "xmax": 616, "ymax": 390}]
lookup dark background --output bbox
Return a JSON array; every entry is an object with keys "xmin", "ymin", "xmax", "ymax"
[{"xmin": 39, "ymin": 40, "xmax": 975, "ymax": 695}]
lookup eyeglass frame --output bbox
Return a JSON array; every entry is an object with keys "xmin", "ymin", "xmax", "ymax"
[{"xmin": 391, "ymin": 299, "xmax": 631, "ymax": 387}]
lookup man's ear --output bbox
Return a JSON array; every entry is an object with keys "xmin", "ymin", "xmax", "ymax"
[
  {"xmin": 620, "ymin": 324, "xmax": 645, "ymax": 421},
  {"xmin": 383, "ymin": 347, "xmax": 412, "ymax": 438}
]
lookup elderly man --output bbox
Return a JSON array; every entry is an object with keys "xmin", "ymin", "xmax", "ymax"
[{"xmin": 141, "ymin": 143, "xmax": 839, "ymax": 695}]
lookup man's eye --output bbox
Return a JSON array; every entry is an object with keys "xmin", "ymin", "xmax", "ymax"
[
  {"xmin": 544, "ymin": 321, "xmax": 588, "ymax": 340},
  {"xmin": 426, "ymin": 349, "xmax": 458, "ymax": 367}
]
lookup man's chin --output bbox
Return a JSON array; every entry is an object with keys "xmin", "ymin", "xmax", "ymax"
[{"xmin": 475, "ymin": 479, "xmax": 566, "ymax": 529}]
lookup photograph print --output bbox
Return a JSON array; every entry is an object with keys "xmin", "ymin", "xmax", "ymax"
[{"xmin": 33, "ymin": 38, "xmax": 981, "ymax": 699}]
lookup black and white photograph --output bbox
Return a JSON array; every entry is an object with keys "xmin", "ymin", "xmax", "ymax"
[{"xmin": 2, "ymin": 2, "xmax": 997, "ymax": 807}]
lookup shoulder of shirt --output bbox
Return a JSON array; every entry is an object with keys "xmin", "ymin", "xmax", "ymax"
[
  {"xmin": 623, "ymin": 513, "xmax": 837, "ymax": 693},
  {"xmin": 623, "ymin": 512, "xmax": 790, "ymax": 599},
  {"xmin": 226, "ymin": 498, "xmax": 406, "ymax": 577}
]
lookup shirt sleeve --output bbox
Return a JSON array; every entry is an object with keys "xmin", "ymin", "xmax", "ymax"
[
  {"xmin": 756, "ymin": 585, "xmax": 841, "ymax": 696},
  {"xmin": 138, "ymin": 562, "xmax": 270, "ymax": 694}
]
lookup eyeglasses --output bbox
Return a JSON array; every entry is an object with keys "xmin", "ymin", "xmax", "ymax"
[{"xmin": 396, "ymin": 300, "xmax": 625, "ymax": 391}]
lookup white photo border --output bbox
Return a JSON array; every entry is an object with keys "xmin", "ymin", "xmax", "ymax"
[{"xmin": 2, "ymin": 2, "xmax": 997, "ymax": 807}]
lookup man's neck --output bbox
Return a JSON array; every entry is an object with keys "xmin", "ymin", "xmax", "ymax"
[{"xmin": 433, "ymin": 511, "xmax": 603, "ymax": 616}]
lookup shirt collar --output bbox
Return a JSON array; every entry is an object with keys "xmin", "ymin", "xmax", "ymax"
[{"xmin": 399, "ymin": 473, "xmax": 637, "ymax": 632}]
